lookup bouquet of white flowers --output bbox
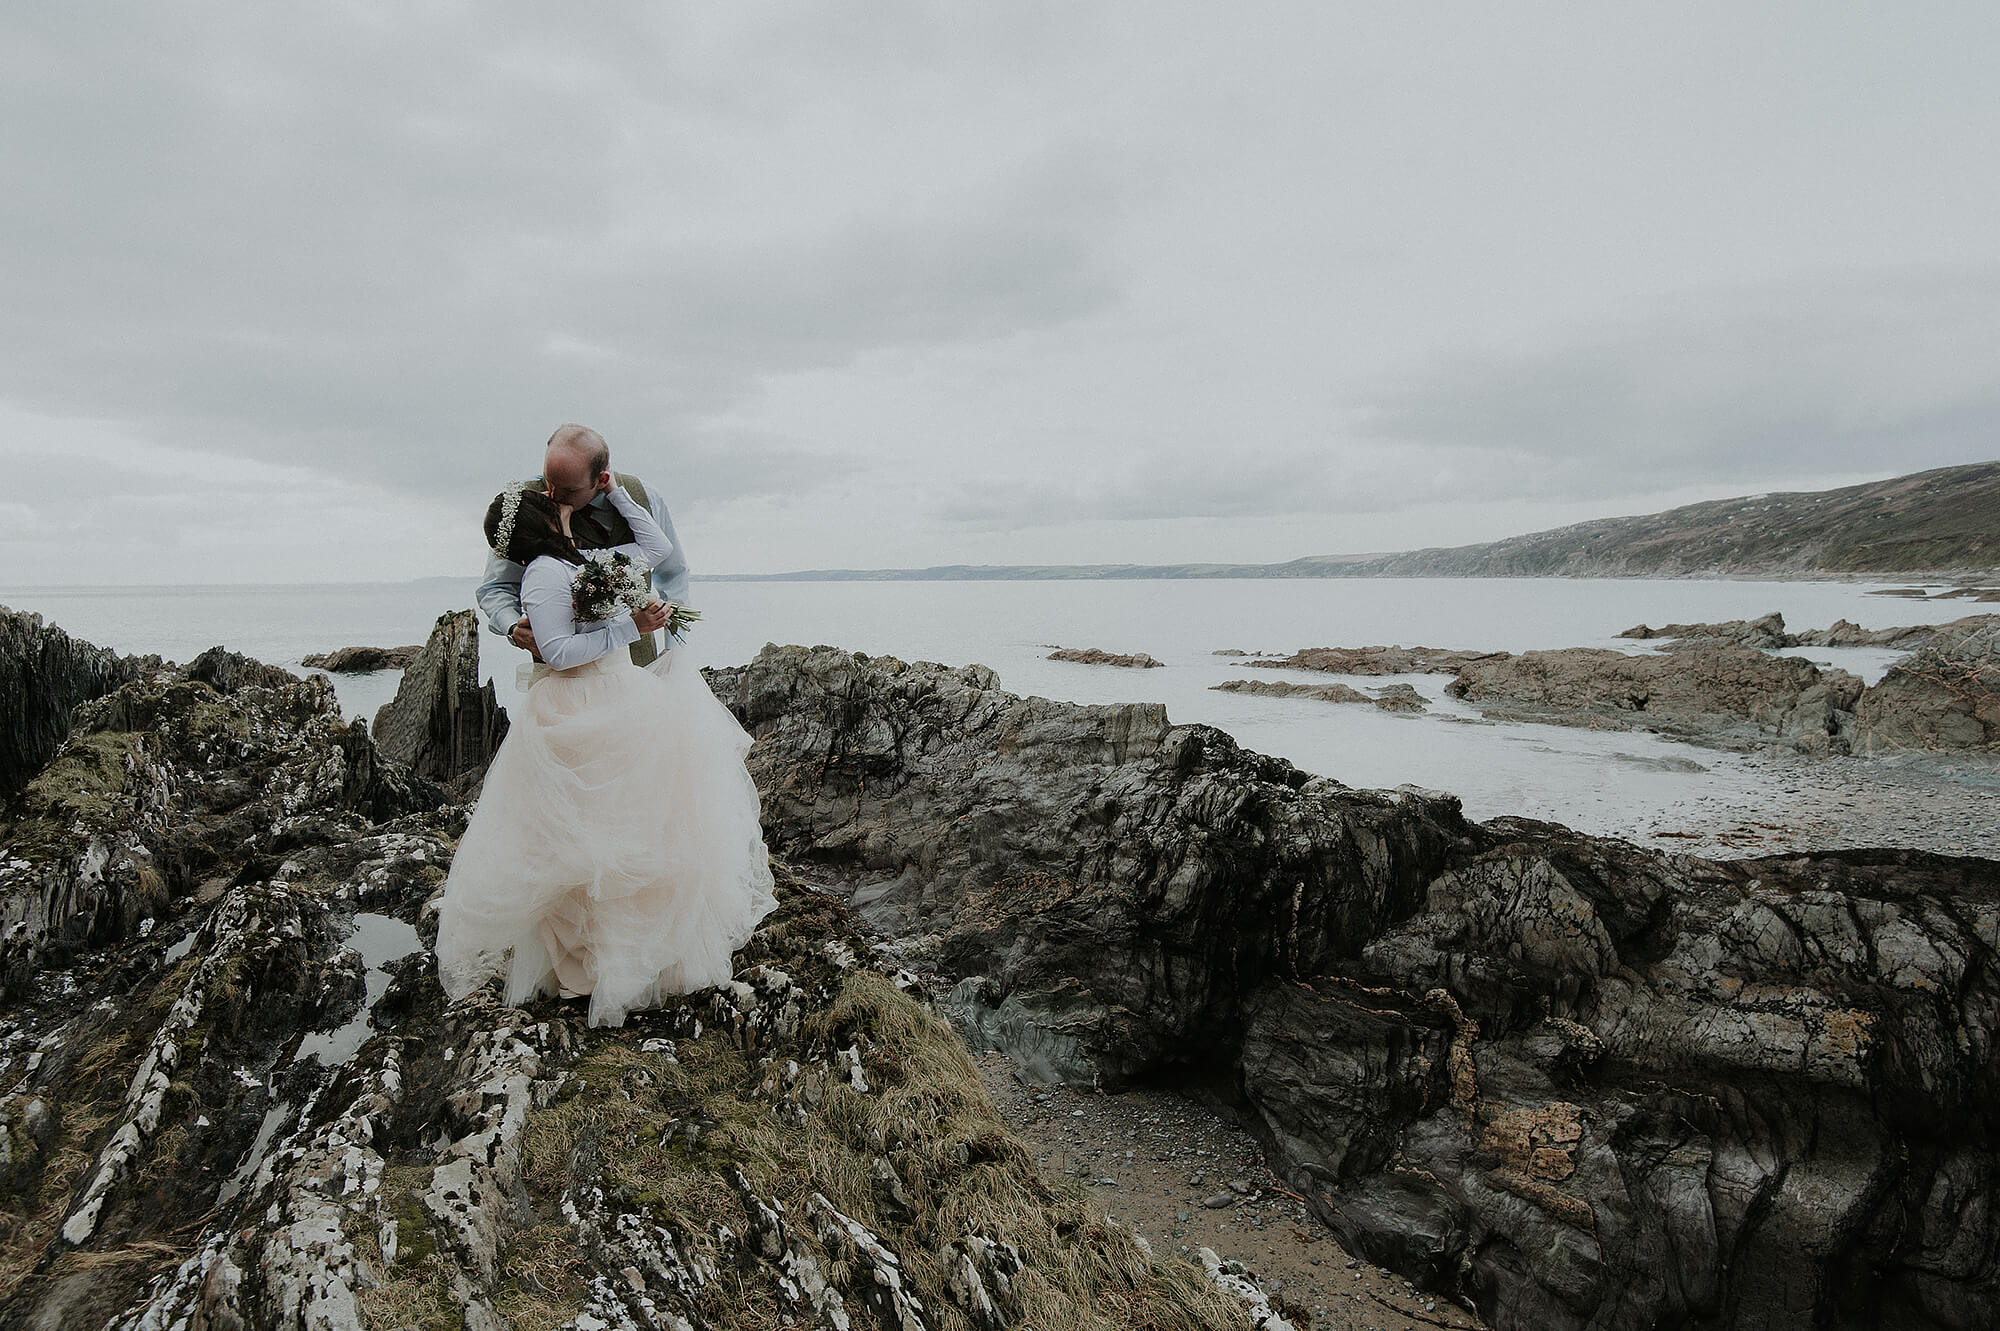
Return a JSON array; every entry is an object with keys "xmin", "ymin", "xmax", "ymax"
[{"xmin": 571, "ymin": 553, "xmax": 701, "ymax": 635}]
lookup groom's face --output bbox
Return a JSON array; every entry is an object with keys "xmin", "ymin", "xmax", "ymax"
[{"xmin": 544, "ymin": 451, "xmax": 608, "ymax": 507}]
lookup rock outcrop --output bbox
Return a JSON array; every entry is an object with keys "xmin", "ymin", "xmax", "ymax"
[
  {"xmin": 0, "ymin": 653, "xmax": 439, "ymax": 1003},
  {"xmin": 1213, "ymin": 678, "xmax": 1428, "ymax": 712},
  {"xmin": 0, "ymin": 629, "xmax": 1255, "ymax": 1331},
  {"xmin": 1250, "ymin": 645, "xmax": 1502, "ymax": 676},
  {"xmin": 725, "ymin": 643, "xmax": 2000, "ymax": 1331},
  {"xmin": 1619, "ymin": 610, "xmax": 1999, "ymax": 652},
  {"xmin": 1853, "ymin": 622, "xmax": 2000, "ymax": 755},
  {"xmin": 1047, "ymin": 646, "xmax": 1165, "ymax": 668},
  {"xmin": 1445, "ymin": 646, "xmax": 1863, "ymax": 753},
  {"xmin": 302, "ymin": 644, "xmax": 422, "ymax": 672},
  {"xmin": 371, "ymin": 610, "xmax": 509, "ymax": 790},
  {"xmin": 1618, "ymin": 611, "xmax": 1791, "ymax": 648},
  {"xmin": 0, "ymin": 607, "xmax": 140, "ymax": 795}
]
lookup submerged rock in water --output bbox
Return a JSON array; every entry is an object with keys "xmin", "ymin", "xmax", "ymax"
[
  {"xmin": 1250, "ymin": 645, "xmax": 1503, "ymax": 676},
  {"xmin": 728, "ymin": 642, "xmax": 2000, "ymax": 1331},
  {"xmin": 302, "ymin": 644, "xmax": 422, "ymax": 672},
  {"xmin": 1047, "ymin": 646, "xmax": 1166, "ymax": 668},
  {"xmin": 0, "ymin": 606, "xmax": 141, "ymax": 795},
  {"xmin": 371, "ymin": 609, "xmax": 508, "ymax": 791},
  {"xmin": 1213, "ymin": 677, "xmax": 1427, "ymax": 712}
]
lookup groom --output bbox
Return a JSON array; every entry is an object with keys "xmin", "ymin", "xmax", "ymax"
[{"xmin": 476, "ymin": 423, "xmax": 691, "ymax": 667}]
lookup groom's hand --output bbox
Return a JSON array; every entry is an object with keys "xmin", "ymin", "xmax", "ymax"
[{"xmin": 510, "ymin": 616, "xmax": 544, "ymax": 662}]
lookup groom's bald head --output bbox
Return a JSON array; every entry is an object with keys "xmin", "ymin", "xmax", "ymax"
[
  {"xmin": 546, "ymin": 423, "xmax": 609, "ymax": 476},
  {"xmin": 544, "ymin": 424, "xmax": 612, "ymax": 505}
]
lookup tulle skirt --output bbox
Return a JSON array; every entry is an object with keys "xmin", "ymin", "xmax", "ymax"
[{"xmin": 435, "ymin": 648, "xmax": 776, "ymax": 1028}]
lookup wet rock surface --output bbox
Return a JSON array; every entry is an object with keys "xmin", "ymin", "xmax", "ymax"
[{"xmin": 730, "ymin": 642, "xmax": 2000, "ymax": 1331}]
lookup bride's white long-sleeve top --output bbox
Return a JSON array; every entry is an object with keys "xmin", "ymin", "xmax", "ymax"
[{"xmin": 521, "ymin": 485, "xmax": 676, "ymax": 672}]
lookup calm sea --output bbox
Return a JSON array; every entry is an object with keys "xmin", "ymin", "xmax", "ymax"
[{"xmin": 1, "ymin": 577, "xmax": 1975, "ymax": 840}]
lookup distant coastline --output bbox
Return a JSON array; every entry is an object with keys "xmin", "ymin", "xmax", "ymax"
[{"xmin": 708, "ymin": 459, "xmax": 2000, "ymax": 584}]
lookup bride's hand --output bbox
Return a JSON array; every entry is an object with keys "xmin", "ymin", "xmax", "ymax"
[{"xmin": 632, "ymin": 601, "xmax": 669, "ymax": 634}]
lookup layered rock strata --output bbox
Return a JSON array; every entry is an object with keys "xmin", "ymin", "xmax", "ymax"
[
  {"xmin": 725, "ymin": 643, "xmax": 2000, "ymax": 1331},
  {"xmin": 1445, "ymin": 647, "xmax": 1864, "ymax": 753},
  {"xmin": 0, "ymin": 606, "xmax": 140, "ymax": 795},
  {"xmin": 371, "ymin": 609, "xmax": 509, "ymax": 790},
  {"xmin": 1854, "ymin": 622, "xmax": 2000, "ymax": 754}
]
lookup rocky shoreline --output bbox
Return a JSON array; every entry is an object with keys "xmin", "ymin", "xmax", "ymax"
[
  {"xmin": 1244, "ymin": 611, "xmax": 2000, "ymax": 761},
  {"xmin": 4, "ymin": 611, "xmax": 1999, "ymax": 1329}
]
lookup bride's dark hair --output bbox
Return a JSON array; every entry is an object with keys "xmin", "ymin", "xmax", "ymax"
[{"xmin": 484, "ymin": 488, "xmax": 584, "ymax": 566}]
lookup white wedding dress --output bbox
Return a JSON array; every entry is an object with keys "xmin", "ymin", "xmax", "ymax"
[{"xmin": 435, "ymin": 487, "xmax": 776, "ymax": 1028}]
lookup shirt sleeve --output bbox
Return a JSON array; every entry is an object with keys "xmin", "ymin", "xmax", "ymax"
[
  {"xmin": 521, "ymin": 557, "xmax": 640, "ymax": 670},
  {"xmin": 606, "ymin": 485, "xmax": 674, "ymax": 570},
  {"xmin": 475, "ymin": 549, "xmax": 527, "ymax": 637},
  {"xmin": 645, "ymin": 488, "xmax": 691, "ymax": 610}
]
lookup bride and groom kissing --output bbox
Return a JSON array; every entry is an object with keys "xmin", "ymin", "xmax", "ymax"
[{"xmin": 434, "ymin": 424, "xmax": 776, "ymax": 1028}]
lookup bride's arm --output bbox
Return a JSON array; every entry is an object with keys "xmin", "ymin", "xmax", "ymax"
[
  {"xmin": 606, "ymin": 484, "xmax": 675, "ymax": 571},
  {"xmin": 521, "ymin": 557, "xmax": 640, "ymax": 670}
]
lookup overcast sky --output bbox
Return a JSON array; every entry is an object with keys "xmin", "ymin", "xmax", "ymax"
[{"xmin": 4, "ymin": 3, "xmax": 1996, "ymax": 584}]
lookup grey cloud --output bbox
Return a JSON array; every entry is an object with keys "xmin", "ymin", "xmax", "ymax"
[
  {"xmin": 0, "ymin": 6, "xmax": 1128, "ymax": 492},
  {"xmin": 1355, "ymin": 271, "xmax": 2000, "ymax": 501},
  {"xmin": 931, "ymin": 443, "xmax": 1447, "ymax": 527}
]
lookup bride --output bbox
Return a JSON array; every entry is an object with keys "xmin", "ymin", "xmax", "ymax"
[{"xmin": 435, "ymin": 480, "xmax": 776, "ymax": 1028}]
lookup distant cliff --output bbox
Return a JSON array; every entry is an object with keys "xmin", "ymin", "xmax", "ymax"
[
  {"xmin": 709, "ymin": 460, "xmax": 2000, "ymax": 581},
  {"xmin": 1336, "ymin": 459, "xmax": 2000, "ymax": 578}
]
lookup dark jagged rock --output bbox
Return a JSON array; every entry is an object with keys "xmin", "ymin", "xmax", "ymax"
[
  {"xmin": 371, "ymin": 609, "xmax": 509, "ymax": 791},
  {"xmin": 1445, "ymin": 646, "xmax": 1863, "ymax": 754},
  {"xmin": 0, "ymin": 626, "xmax": 1244, "ymax": 1331},
  {"xmin": 728, "ymin": 643, "xmax": 2000, "ymax": 1331},
  {"xmin": 0, "ymin": 659, "xmax": 442, "ymax": 1003},
  {"xmin": 0, "ymin": 607, "xmax": 139, "ymax": 795},
  {"xmin": 301, "ymin": 644, "xmax": 422, "ymax": 672},
  {"xmin": 184, "ymin": 645, "xmax": 301, "ymax": 694}
]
